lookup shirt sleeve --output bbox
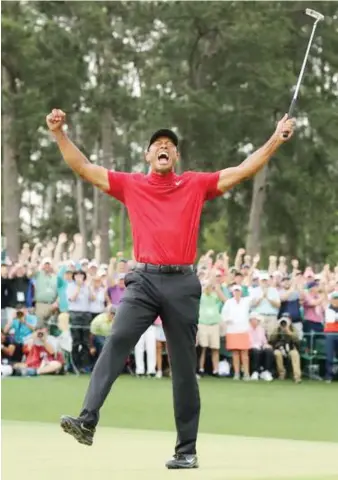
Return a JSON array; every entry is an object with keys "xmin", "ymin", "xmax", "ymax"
[
  {"xmin": 106, "ymin": 171, "xmax": 131, "ymax": 203},
  {"xmin": 25, "ymin": 314, "xmax": 37, "ymax": 328},
  {"xmin": 303, "ymin": 294, "xmax": 312, "ymax": 307},
  {"xmin": 194, "ymin": 172, "xmax": 223, "ymax": 201},
  {"xmin": 325, "ymin": 309, "xmax": 335, "ymax": 324},
  {"xmin": 67, "ymin": 283, "xmax": 75, "ymax": 300}
]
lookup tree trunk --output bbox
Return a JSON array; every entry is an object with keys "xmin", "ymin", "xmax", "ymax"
[
  {"xmin": 2, "ymin": 66, "xmax": 21, "ymax": 261},
  {"xmin": 245, "ymin": 165, "xmax": 268, "ymax": 256},
  {"xmin": 99, "ymin": 108, "xmax": 114, "ymax": 264}
]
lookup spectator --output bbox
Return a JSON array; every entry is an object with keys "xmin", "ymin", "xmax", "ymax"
[
  {"xmin": 155, "ymin": 317, "xmax": 169, "ymax": 378},
  {"xmin": 89, "ymin": 272, "xmax": 106, "ymax": 320},
  {"xmin": 8, "ymin": 263, "xmax": 30, "ymax": 309},
  {"xmin": 3, "ymin": 307, "xmax": 37, "ymax": 346},
  {"xmin": 248, "ymin": 312, "xmax": 273, "ymax": 381},
  {"xmin": 271, "ymin": 270, "xmax": 283, "ymax": 289},
  {"xmin": 79, "ymin": 258, "xmax": 89, "ymax": 273},
  {"xmin": 116, "ymin": 258, "xmax": 128, "ymax": 275},
  {"xmin": 248, "ymin": 270, "xmax": 260, "ymax": 296},
  {"xmin": 31, "ymin": 258, "xmax": 58, "ymax": 327},
  {"xmin": 251, "ymin": 271, "xmax": 281, "ymax": 335},
  {"xmin": 134, "ymin": 325, "xmax": 156, "ymax": 377},
  {"xmin": 56, "ymin": 261, "xmax": 75, "ymax": 331},
  {"xmin": 67, "ymin": 270, "xmax": 91, "ymax": 372},
  {"xmin": 1, "ymin": 330, "xmax": 23, "ymax": 377},
  {"xmin": 14, "ymin": 327, "xmax": 64, "ymax": 376},
  {"xmin": 270, "ymin": 314, "xmax": 301, "ymax": 383},
  {"xmin": 213, "ymin": 270, "xmax": 228, "ymax": 311},
  {"xmin": 230, "ymin": 271, "xmax": 249, "ymax": 297},
  {"xmin": 324, "ymin": 292, "xmax": 338, "ymax": 383},
  {"xmin": 87, "ymin": 260, "xmax": 98, "ymax": 281},
  {"xmin": 107, "ymin": 273, "xmax": 126, "ymax": 305},
  {"xmin": 197, "ymin": 280, "xmax": 222, "ymax": 376},
  {"xmin": 1, "ymin": 264, "xmax": 13, "ymax": 329},
  {"xmin": 222, "ymin": 285, "xmax": 251, "ymax": 380},
  {"xmin": 303, "ymin": 281, "xmax": 325, "ymax": 335},
  {"xmin": 279, "ymin": 275, "xmax": 304, "ymax": 339},
  {"xmin": 90, "ymin": 305, "xmax": 116, "ymax": 358}
]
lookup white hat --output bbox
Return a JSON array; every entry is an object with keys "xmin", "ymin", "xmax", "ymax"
[
  {"xmin": 80, "ymin": 258, "xmax": 89, "ymax": 265},
  {"xmin": 272, "ymin": 270, "xmax": 282, "ymax": 277},
  {"xmin": 232, "ymin": 284, "xmax": 242, "ymax": 292},
  {"xmin": 41, "ymin": 257, "xmax": 52, "ymax": 265},
  {"xmin": 100, "ymin": 263, "xmax": 108, "ymax": 270},
  {"xmin": 259, "ymin": 271, "xmax": 270, "ymax": 281},
  {"xmin": 97, "ymin": 269, "xmax": 107, "ymax": 278},
  {"xmin": 88, "ymin": 260, "xmax": 98, "ymax": 269},
  {"xmin": 65, "ymin": 260, "xmax": 75, "ymax": 270},
  {"xmin": 249, "ymin": 312, "xmax": 264, "ymax": 322}
]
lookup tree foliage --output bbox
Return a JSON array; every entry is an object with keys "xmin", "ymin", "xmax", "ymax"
[{"xmin": 2, "ymin": 1, "xmax": 338, "ymax": 264}]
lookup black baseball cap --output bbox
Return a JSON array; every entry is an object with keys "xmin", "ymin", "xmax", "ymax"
[{"xmin": 148, "ymin": 129, "xmax": 179, "ymax": 150}]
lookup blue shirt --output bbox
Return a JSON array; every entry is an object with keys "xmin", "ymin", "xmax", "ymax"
[
  {"xmin": 11, "ymin": 314, "xmax": 37, "ymax": 344},
  {"xmin": 57, "ymin": 266, "xmax": 71, "ymax": 313},
  {"xmin": 26, "ymin": 279, "xmax": 35, "ymax": 308},
  {"xmin": 279, "ymin": 290, "xmax": 302, "ymax": 322},
  {"xmin": 251, "ymin": 287, "xmax": 280, "ymax": 316}
]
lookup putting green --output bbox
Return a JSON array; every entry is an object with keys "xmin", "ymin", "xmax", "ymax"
[{"xmin": 2, "ymin": 421, "xmax": 338, "ymax": 480}]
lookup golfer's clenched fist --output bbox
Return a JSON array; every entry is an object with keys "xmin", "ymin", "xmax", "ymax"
[
  {"xmin": 275, "ymin": 114, "xmax": 295, "ymax": 141},
  {"xmin": 46, "ymin": 109, "xmax": 66, "ymax": 132}
]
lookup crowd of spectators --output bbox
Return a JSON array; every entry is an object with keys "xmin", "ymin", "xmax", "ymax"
[{"xmin": 1, "ymin": 235, "xmax": 338, "ymax": 383}]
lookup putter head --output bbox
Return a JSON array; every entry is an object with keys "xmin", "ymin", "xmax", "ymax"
[{"xmin": 305, "ymin": 8, "xmax": 324, "ymax": 22}]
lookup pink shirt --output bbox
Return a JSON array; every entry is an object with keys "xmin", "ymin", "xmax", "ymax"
[
  {"xmin": 249, "ymin": 325, "xmax": 267, "ymax": 349},
  {"xmin": 303, "ymin": 294, "xmax": 324, "ymax": 323}
]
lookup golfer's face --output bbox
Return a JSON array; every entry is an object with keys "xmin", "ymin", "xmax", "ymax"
[{"xmin": 146, "ymin": 137, "xmax": 178, "ymax": 173}]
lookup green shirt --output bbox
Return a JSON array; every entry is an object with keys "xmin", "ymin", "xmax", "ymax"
[
  {"xmin": 90, "ymin": 313, "xmax": 113, "ymax": 337},
  {"xmin": 34, "ymin": 271, "xmax": 58, "ymax": 303},
  {"xmin": 199, "ymin": 292, "xmax": 222, "ymax": 325}
]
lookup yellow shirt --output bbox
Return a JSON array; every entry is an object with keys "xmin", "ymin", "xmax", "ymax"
[{"xmin": 90, "ymin": 313, "xmax": 113, "ymax": 337}]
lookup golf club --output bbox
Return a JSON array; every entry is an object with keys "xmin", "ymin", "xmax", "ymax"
[{"xmin": 283, "ymin": 8, "xmax": 324, "ymax": 137}]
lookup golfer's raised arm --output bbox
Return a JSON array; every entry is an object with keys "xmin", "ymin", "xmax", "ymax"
[
  {"xmin": 46, "ymin": 109, "xmax": 109, "ymax": 192},
  {"xmin": 217, "ymin": 114, "xmax": 295, "ymax": 193}
]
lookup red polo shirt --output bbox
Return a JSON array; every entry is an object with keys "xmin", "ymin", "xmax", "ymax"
[{"xmin": 107, "ymin": 170, "xmax": 222, "ymax": 264}]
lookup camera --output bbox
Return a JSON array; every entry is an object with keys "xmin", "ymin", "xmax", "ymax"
[{"xmin": 279, "ymin": 320, "xmax": 287, "ymax": 328}]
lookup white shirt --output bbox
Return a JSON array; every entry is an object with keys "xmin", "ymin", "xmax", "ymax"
[
  {"xmin": 89, "ymin": 286, "xmax": 106, "ymax": 314},
  {"xmin": 325, "ymin": 307, "xmax": 338, "ymax": 324},
  {"xmin": 221, "ymin": 297, "xmax": 251, "ymax": 334}
]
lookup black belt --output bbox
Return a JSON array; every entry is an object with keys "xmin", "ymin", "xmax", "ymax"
[{"xmin": 134, "ymin": 263, "xmax": 194, "ymax": 274}]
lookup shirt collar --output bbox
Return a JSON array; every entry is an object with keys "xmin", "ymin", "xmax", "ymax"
[{"xmin": 148, "ymin": 170, "xmax": 176, "ymax": 186}]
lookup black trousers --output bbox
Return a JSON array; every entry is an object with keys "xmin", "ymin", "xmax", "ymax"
[
  {"xmin": 249, "ymin": 348, "xmax": 274, "ymax": 373},
  {"xmin": 79, "ymin": 268, "xmax": 201, "ymax": 454},
  {"xmin": 70, "ymin": 311, "xmax": 92, "ymax": 370}
]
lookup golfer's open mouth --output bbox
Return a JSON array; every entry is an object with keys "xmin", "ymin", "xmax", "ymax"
[{"xmin": 158, "ymin": 151, "xmax": 169, "ymax": 165}]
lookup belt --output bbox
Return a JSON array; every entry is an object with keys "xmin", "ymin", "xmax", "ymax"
[{"xmin": 134, "ymin": 263, "xmax": 194, "ymax": 274}]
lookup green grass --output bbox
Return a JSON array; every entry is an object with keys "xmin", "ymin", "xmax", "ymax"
[{"xmin": 2, "ymin": 375, "xmax": 338, "ymax": 442}]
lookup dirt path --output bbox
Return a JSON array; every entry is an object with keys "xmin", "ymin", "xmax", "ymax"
[{"xmin": 2, "ymin": 421, "xmax": 338, "ymax": 480}]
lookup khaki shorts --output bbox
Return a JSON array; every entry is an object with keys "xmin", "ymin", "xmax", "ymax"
[
  {"xmin": 35, "ymin": 303, "xmax": 55, "ymax": 327},
  {"xmin": 198, "ymin": 323, "xmax": 220, "ymax": 349}
]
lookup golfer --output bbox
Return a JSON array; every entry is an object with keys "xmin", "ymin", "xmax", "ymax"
[{"xmin": 46, "ymin": 109, "xmax": 294, "ymax": 469}]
